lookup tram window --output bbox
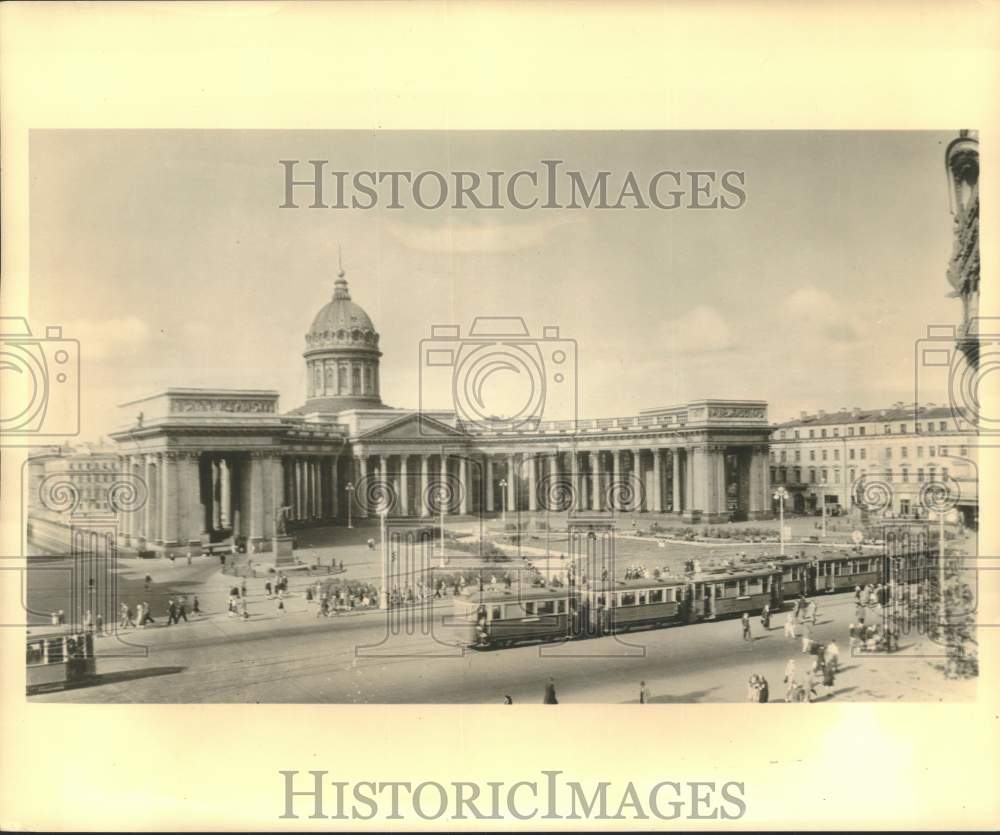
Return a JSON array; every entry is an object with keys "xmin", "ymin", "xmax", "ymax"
[
  {"xmin": 724, "ymin": 581, "xmax": 738, "ymax": 595},
  {"xmin": 524, "ymin": 602, "xmax": 536, "ymax": 615},
  {"xmin": 557, "ymin": 600, "xmax": 566, "ymax": 614},
  {"xmin": 650, "ymin": 589, "xmax": 664, "ymax": 604},
  {"xmin": 596, "ymin": 595, "xmax": 606, "ymax": 607},
  {"xmin": 491, "ymin": 607, "xmax": 501, "ymax": 620},
  {"xmin": 538, "ymin": 601, "xmax": 555, "ymax": 615},
  {"xmin": 761, "ymin": 576, "xmax": 770, "ymax": 593},
  {"xmin": 738, "ymin": 580, "xmax": 748, "ymax": 597},
  {"xmin": 621, "ymin": 592, "xmax": 636, "ymax": 606},
  {"xmin": 638, "ymin": 593, "xmax": 647, "ymax": 605}
]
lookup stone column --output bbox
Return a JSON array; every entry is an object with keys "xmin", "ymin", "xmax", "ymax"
[
  {"xmin": 672, "ymin": 449, "xmax": 682, "ymax": 513},
  {"xmin": 219, "ymin": 458, "xmax": 231, "ymax": 528},
  {"xmin": 570, "ymin": 451, "xmax": 580, "ymax": 511},
  {"xmin": 527, "ymin": 455, "xmax": 538, "ymax": 511},
  {"xmin": 459, "ymin": 456, "xmax": 469, "ymax": 515},
  {"xmin": 179, "ymin": 452, "xmax": 204, "ymax": 546},
  {"xmin": 485, "ymin": 455, "xmax": 495, "ymax": 512},
  {"xmin": 143, "ymin": 455, "xmax": 155, "ymax": 542},
  {"xmin": 590, "ymin": 450, "xmax": 602, "ymax": 511},
  {"xmin": 249, "ymin": 454, "xmax": 264, "ymax": 550},
  {"xmin": 439, "ymin": 453, "xmax": 449, "ymax": 517},
  {"xmin": 633, "ymin": 449, "xmax": 645, "ymax": 512},
  {"xmin": 715, "ymin": 449, "xmax": 728, "ymax": 517},
  {"xmin": 399, "ymin": 454, "xmax": 409, "ymax": 516},
  {"xmin": 653, "ymin": 448, "xmax": 663, "ymax": 512},
  {"xmin": 613, "ymin": 449, "xmax": 622, "ymax": 511},
  {"xmin": 357, "ymin": 456, "xmax": 369, "ymax": 518},
  {"xmin": 506, "ymin": 453, "xmax": 516, "ymax": 511},
  {"xmin": 329, "ymin": 456, "xmax": 340, "ymax": 519},
  {"xmin": 119, "ymin": 456, "xmax": 132, "ymax": 545},
  {"xmin": 420, "ymin": 454, "xmax": 430, "ymax": 517},
  {"xmin": 161, "ymin": 452, "xmax": 179, "ymax": 547},
  {"xmin": 685, "ymin": 447, "xmax": 697, "ymax": 518}
]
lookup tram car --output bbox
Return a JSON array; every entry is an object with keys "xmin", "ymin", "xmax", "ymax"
[
  {"xmin": 766, "ymin": 556, "xmax": 815, "ymax": 598},
  {"xmin": 685, "ymin": 563, "xmax": 783, "ymax": 621},
  {"xmin": 455, "ymin": 585, "xmax": 574, "ymax": 649},
  {"xmin": 26, "ymin": 631, "xmax": 97, "ymax": 694},
  {"xmin": 812, "ymin": 550, "xmax": 883, "ymax": 593},
  {"xmin": 576, "ymin": 576, "xmax": 689, "ymax": 636}
]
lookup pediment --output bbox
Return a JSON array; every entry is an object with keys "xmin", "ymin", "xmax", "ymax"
[{"xmin": 355, "ymin": 411, "xmax": 467, "ymax": 441}]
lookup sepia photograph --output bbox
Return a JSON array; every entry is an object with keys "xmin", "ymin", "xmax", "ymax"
[{"xmin": 15, "ymin": 129, "xmax": 983, "ymax": 705}]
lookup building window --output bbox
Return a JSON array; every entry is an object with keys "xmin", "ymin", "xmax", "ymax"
[
  {"xmin": 883, "ymin": 424, "xmax": 891, "ymax": 434},
  {"xmin": 834, "ymin": 470, "xmax": 840, "ymax": 484},
  {"xmin": 961, "ymin": 446, "xmax": 968, "ymax": 456},
  {"xmin": 928, "ymin": 465, "xmax": 937, "ymax": 481},
  {"xmin": 940, "ymin": 446, "xmax": 948, "ymax": 457},
  {"xmin": 860, "ymin": 449, "xmax": 867, "ymax": 460},
  {"xmin": 917, "ymin": 446, "xmax": 923, "ymax": 458},
  {"xmin": 821, "ymin": 468, "xmax": 828, "ymax": 482},
  {"xmin": 900, "ymin": 423, "xmax": 908, "ymax": 434},
  {"xmin": 917, "ymin": 468, "xmax": 924, "ymax": 482},
  {"xmin": 780, "ymin": 451, "xmax": 787, "ymax": 463},
  {"xmin": 794, "ymin": 451, "xmax": 801, "ymax": 463},
  {"xmin": 859, "ymin": 427, "xmax": 866, "ymax": 436},
  {"xmin": 833, "ymin": 428, "xmax": 840, "ymax": 437},
  {"xmin": 770, "ymin": 467, "xmax": 776, "ymax": 483},
  {"xmin": 901, "ymin": 468, "xmax": 909, "ymax": 482},
  {"xmin": 849, "ymin": 448, "xmax": 855, "ymax": 460},
  {"xmin": 942, "ymin": 467, "xmax": 949, "ymax": 480},
  {"xmin": 809, "ymin": 450, "xmax": 815, "ymax": 461},
  {"xmin": 821, "ymin": 450, "xmax": 828, "ymax": 461},
  {"xmin": 901, "ymin": 447, "xmax": 908, "ymax": 458},
  {"xmin": 833, "ymin": 449, "xmax": 840, "ymax": 461},
  {"xmin": 848, "ymin": 427, "xmax": 855, "ymax": 436},
  {"xmin": 849, "ymin": 468, "xmax": 856, "ymax": 482},
  {"xmin": 821, "ymin": 429, "xmax": 827, "ymax": 438},
  {"xmin": 929, "ymin": 446, "xmax": 936, "ymax": 457},
  {"xmin": 809, "ymin": 468, "xmax": 816, "ymax": 483},
  {"xmin": 939, "ymin": 421, "xmax": 947, "ymax": 431},
  {"xmin": 794, "ymin": 430, "xmax": 800, "ymax": 439},
  {"xmin": 794, "ymin": 467, "xmax": 801, "ymax": 483},
  {"xmin": 809, "ymin": 429, "xmax": 815, "ymax": 439}
]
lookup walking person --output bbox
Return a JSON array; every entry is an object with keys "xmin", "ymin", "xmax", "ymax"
[
  {"xmin": 784, "ymin": 659, "xmax": 798, "ymax": 702},
  {"xmin": 241, "ymin": 578, "xmax": 247, "ymax": 600},
  {"xmin": 760, "ymin": 602, "xmax": 771, "ymax": 630},
  {"xmin": 639, "ymin": 681, "xmax": 650, "ymax": 704},
  {"xmin": 176, "ymin": 599, "xmax": 188, "ymax": 623},
  {"xmin": 825, "ymin": 639, "xmax": 840, "ymax": 672},
  {"xmin": 166, "ymin": 599, "xmax": 177, "ymax": 626},
  {"xmin": 784, "ymin": 610, "xmax": 797, "ymax": 639},
  {"xmin": 503, "ymin": 694, "xmax": 513, "ymax": 705},
  {"xmin": 543, "ymin": 677, "xmax": 558, "ymax": 704},
  {"xmin": 192, "ymin": 595, "xmax": 201, "ymax": 615},
  {"xmin": 741, "ymin": 612, "xmax": 752, "ymax": 643}
]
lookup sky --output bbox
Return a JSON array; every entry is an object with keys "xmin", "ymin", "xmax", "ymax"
[{"xmin": 28, "ymin": 130, "xmax": 961, "ymax": 442}]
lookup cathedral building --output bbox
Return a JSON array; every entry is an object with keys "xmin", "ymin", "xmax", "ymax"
[{"xmin": 109, "ymin": 269, "xmax": 773, "ymax": 554}]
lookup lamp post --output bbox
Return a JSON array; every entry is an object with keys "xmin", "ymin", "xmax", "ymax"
[
  {"xmin": 773, "ymin": 486, "xmax": 788, "ymax": 555},
  {"xmin": 345, "ymin": 482, "xmax": 354, "ymax": 529},
  {"xmin": 379, "ymin": 505, "xmax": 389, "ymax": 608},
  {"xmin": 499, "ymin": 478, "xmax": 508, "ymax": 528}
]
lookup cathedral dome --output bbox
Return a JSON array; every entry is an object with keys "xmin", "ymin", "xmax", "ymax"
[
  {"xmin": 306, "ymin": 276, "xmax": 379, "ymax": 348},
  {"xmin": 298, "ymin": 270, "xmax": 385, "ymax": 414}
]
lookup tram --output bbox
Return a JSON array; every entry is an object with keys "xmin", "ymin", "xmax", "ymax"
[
  {"xmin": 685, "ymin": 564, "xmax": 783, "ymax": 621},
  {"xmin": 454, "ymin": 586, "xmax": 574, "ymax": 649},
  {"xmin": 812, "ymin": 550, "xmax": 882, "ymax": 593},
  {"xmin": 26, "ymin": 631, "xmax": 97, "ymax": 694},
  {"xmin": 577, "ymin": 576, "xmax": 689, "ymax": 635}
]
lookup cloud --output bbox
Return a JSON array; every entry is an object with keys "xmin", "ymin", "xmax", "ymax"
[
  {"xmin": 385, "ymin": 215, "xmax": 586, "ymax": 254},
  {"xmin": 659, "ymin": 305, "xmax": 735, "ymax": 355},
  {"xmin": 66, "ymin": 316, "xmax": 150, "ymax": 360},
  {"xmin": 783, "ymin": 286, "xmax": 859, "ymax": 343}
]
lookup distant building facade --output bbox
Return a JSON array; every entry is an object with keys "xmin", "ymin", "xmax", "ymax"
[{"xmin": 769, "ymin": 404, "xmax": 978, "ymax": 527}]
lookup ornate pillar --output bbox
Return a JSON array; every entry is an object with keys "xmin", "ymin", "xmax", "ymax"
[
  {"xmin": 590, "ymin": 450, "xmax": 602, "ymax": 511},
  {"xmin": 329, "ymin": 456, "xmax": 340, "ymax": 519},
  {"xmin": 685, "ymin": 446, "xmax": 697, "ymax": 518},
  {"xmin": 613, "ymin": 449, "xmax": 622, "ymax": 510},
  {"xmin": 161, "ymin": 452, "xmax": 179, "ymax": 547},
  {"xmin": 420, "ymin": 454, "xmax": 430, "ymax": 517},
  {"xmin": 357, "ymin": 455, "xmax": 369, "ymax": 518},
  {"xmin": 459, "ymin": 456, "xmax": 469, "ymax": 515},
  {"xmin": 527, "ymin": 454, "xmax": 538, "ymax": 511},
  {"xmin": 672, "ymin": 449, "xmax": 682, "ymax": 513},
  {"xmin": 219, "ymin": 458, "xmax": 231, "ymax": 528},
  {"xmin": 485, "ymin": 455, "xmax": 495, "ymax": 512},
  {"xmin": 143, "ymin": 455, "xmax": 155, "ymax": 541},
  {"xmin": 715, "ymin": 448, "xmax": 728, "ymax": 517},
  {"xmin": 399, "ymin": 454, "xmax": 409, "ymax": 516},
  {"xmin": 506, "ymin": 453, "xmax": 516, "ymax": 511},
  {"xmin": 570, "ymin": 450, "xmax": 580, "ymax": 511},
  {"xmin": 653, "ymin": 448, "xmax": 663, "ymax": 512},
  {"xmin": 179, "ymin": 452, "xmax": 204, "ymax": 546},
  {"xmin": 249, "ymin": 454, "xmax": 264, "ymax": 549}
]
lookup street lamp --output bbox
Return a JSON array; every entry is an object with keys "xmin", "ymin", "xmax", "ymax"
[
  {"xmin": 499, "ymin": 478, "xmax": 508, "ymax": 528},
  {"xmin": 345, "ymin": 482, "xmax": 354, "ymax": 529},
  {"xmin": 773, "ymin": 486, "xmax": 788, "ymax": 555},
  {"xmin": 379, "ymin": 505, "xmax": 389, "ymax": 608}
]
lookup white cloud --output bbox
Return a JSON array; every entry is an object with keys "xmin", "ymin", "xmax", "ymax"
[
  {"xmin": 659, "ymin": 305, "xmax": 734, "ymax": 355},
  {"xmin": 782, "ymin": 286, "xmax": 859, "ymax": 343}
]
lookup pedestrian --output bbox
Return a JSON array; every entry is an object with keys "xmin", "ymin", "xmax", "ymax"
[
  {"xmin": 848, "ymin": 623, "xmax": 859, "ymax": 652},
  {"xmin": 758, "ymin": 675, "xmax": 770, "ymax": 703},
  {"xmin": 747, "ymin": 674, "xmax": 760, "ymax": 702},
  {"xmin": 639, "ymin": 681, "xmax": 649, "ymax": 704},
  {"xmin": 176, "ymin": 600, "xmax": 188, "ymax": 623},
  {"xmin": 192, "ymin": 595, "xmax": 200, "ymax": 615},
  {"xmin": 277, "ymin": 597, "xmax": 285, "ymax": 614},
  {"xmin": 806, "ymin": 599, "xmax": 817, "ymax": 625},
  {"xmin": 824, "ymin": 639, "xmax": 840, "ymax": 672},
  {"xmin": 784, "ymin": 611, "xmax": 797, "ymax": 638},
  {"xmin": 144, "ymin": 574, "xmax": 152, "ymax": 591},
  {"xmin": 760, "ymin": 603, "xmax": 771, "ymax": 630},
  {"xmin": 240, "ymin": 598, "xmax": 249, "ymax": 621},
  {"xmin": 543, "ymin": 677, "xmax": 558, "ymax": 704},
  {"xmin": 784, "ymin": 659, "xmax": 798, "ymax": 701},
  {"xmin": 822, "ymin": 656, "xmax": 836, "ymax": 688},
  {"xmin": 95, "ymin": 613, "xmax": 104, "ymax": 636},
  {"xmin": 241, "ymin": 579, "xmax": 247, "ymax": 599},
  {"xmin": 741, "ymin": 612, "xmax": 753, "ymax": 643},
  {"xmin": 265, "ymin": 581, "xmax": 272, "ymax": 598},
  {"xmin": 503, "ymin": 694, "xmax": 513, "ymax": 705},
  {"xmin": 801, "ymin": 621, "xmax": 813, "ymax": 654},
  {"xmin": 166, "ymin": 599, "xmax": 177, "ymax": 625}
]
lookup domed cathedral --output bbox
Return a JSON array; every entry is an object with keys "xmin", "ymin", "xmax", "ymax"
[{"xmin": 297, "ymin": 266, "xmax": 386, "ymax": 414}]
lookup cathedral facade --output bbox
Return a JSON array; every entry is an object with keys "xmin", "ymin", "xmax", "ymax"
[{"xmin": 109, "ymin": 272, "xmax": 773, "ymax": 553}]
